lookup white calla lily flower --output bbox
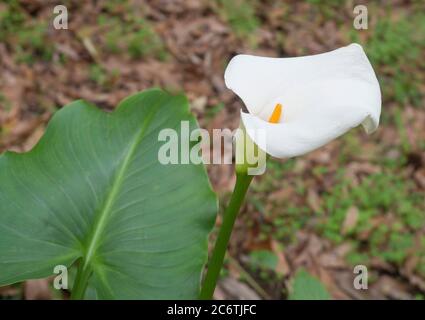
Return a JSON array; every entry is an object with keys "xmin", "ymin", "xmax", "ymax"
[{"xmin": 225, "ymin": 43, "xmax": 381, "ymax": 158}]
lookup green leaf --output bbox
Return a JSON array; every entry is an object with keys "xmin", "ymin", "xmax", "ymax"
[
  {"xmin": 289, "ymin": 269, "xmax": 331, "ymax": 300},
  {"xmin": 0, "ymin": 89, "xmax": 217, "ymax": 299},
  {"xmin": 249, "ymin": 250, "xmax": 278, "ymax": 271}
]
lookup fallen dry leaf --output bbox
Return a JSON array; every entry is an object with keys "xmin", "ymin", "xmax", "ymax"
[
  {"xmin": 271, "ymin": 240, "xmax": 290, "ymax": 276},
  {"xmin": 341, "ymin": 206, "xmax": 359, "ymax": 235},
  {"xmin": 24, "ymin": 279, "xmax": 52, "ymax": 300},
  {"xmin": 218, "ymin": 277, "xmax": 261, "ymax": 300}
]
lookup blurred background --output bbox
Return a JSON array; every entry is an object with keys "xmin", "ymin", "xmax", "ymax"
[{"xmin": 0, "ymin": 0, "xmax": 424, "ymax": 299}]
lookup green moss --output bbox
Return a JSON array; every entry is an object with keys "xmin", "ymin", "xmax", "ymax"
[
  {"xmin": 319, "ymin": 171, "xmax": 424, "ymax": 265},
  {"xmin": 128, "ymin": 22, "xmax": 167, "ymax": 60},
  {"xmin": 0, "ymin": 0, "xmax": 25, "ymax": 42},
  {"xmin": 351, "ymin": 13, "xmax": 425, "ymax": 106},
  {"xmin": 214, "ymin": 0, "xmax": 259, "ymax": 46},
  {"xmin": 98, "ymin": 14, "xmax": 167, "ymax": 60},
  {"xmin": 89, "ymin": 64, "xmax": 120, "ymax": 89},
  {"xmin": 15, "ymin": 22, "xmax": 53, "ymax": 64},
  {"xmin": 0, "ymin": 2, "xmax": 54, "ymax": 64}
]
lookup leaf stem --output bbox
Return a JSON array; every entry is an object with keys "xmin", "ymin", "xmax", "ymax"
[
  {"xmin": 199, "ymin": 172, "xmax": 253, "ymax": 299},
  {"xmin": 71, "ymin": 260, "xmax": 92, "ymax": 300}
]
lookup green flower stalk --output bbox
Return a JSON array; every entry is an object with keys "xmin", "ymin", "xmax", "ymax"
[
  {"xmin": 199, "ymin": 172, "xmax": 253, "ymax": 299},
  {"xmin": 200, "ymin": 126, "xmax": 263, "ymax": 299}
]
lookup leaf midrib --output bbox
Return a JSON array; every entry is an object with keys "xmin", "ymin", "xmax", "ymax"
[{"xmin": 83, "ymin": 107, "xmax": 158, "ymax": 270}]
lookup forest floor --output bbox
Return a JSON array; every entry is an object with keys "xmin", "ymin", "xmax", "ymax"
[{"xmin": 0, "ymin": 0, "xmax": 424, "ymax": 299}]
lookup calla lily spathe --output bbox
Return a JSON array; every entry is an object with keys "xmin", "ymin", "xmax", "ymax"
[{"xmin": 225, "ymin": 43, "xmax": 381, "ymax": 158}]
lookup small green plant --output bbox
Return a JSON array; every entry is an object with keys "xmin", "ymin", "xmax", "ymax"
[
  {"xmin": 0, "ymin": 0, "xmax": 25, "ymax": 41},
  {"xmin": 351, "ymin": 13, "xmax": 424, "ymax": 106},
  {"xmin": 249, "ymin": 250, "xmax": 278, "ymax": 271},
  {"xmin": 319, "ymin": 171, "xmax": 424, "ymax": 265},
  {"xmin": 128, "ymin": 21, "xmax": 167, "ymax": 60},
  {"xmin": 15, "ymin": 22, "xmax": 53, "ymax": 64},
  {"xmin": 88, "ymin": 64, "xmax": 120, "ymax": 88},
  {"xmin": 305, "ymin": 0, "xmax": 345, "ymax": 20},
  {"xmin": 89, "ymin": 64, "xmax": 108, "ymax": 86},
  {"xmin": 214, "ymin": 0, "xmax": 259, "ymax": 46},
  {"xmin": 0, "ymin": 2, "xmax": 54, "ymax": 64},
  {"xmin": 289, "ymin": 269, "xmax": 330, "ymax": 300},
  {"xmin": 100, "ymin": 14, "xmax": 167, "ymax": 60}
]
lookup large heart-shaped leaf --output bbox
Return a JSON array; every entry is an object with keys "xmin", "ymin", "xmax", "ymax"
[{"xmin": 0, "ymin": 89, "xmax": 217, "ymax": 299}]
